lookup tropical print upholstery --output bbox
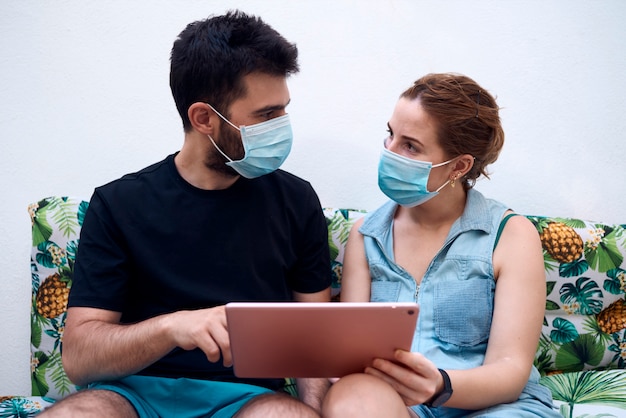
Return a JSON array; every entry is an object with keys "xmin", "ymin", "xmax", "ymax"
[
  {"xmin": 1, "ymin": 201, "xmax": 624, "ymax": 417},
  {"xmin": 0, "ymin": 197, "xmax": 86, "ymax": 417},
  {"xmin": 528, "ymin": 216, "xmax": 626, "ymax": 416}
]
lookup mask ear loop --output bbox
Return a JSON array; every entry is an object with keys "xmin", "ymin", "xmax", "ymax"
[
  {"xmin": 205, "ymin": 103, "xmax": 242, "ymax": 163},
  {"xmin": 434, "ymin": 179, "xmax": 451, "ymax": 193},
  {"xmin": 207, "ymin": 134, "xmax": 234, "ymax": 163},
  {"xmin": 206, "ymin": 103, "xmax": 241, "ymax": 131}
]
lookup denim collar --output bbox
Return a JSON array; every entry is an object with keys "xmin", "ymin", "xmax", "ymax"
[{"xmin": 360, "ymin": 189, "xmax": 496, "ymax": 242}]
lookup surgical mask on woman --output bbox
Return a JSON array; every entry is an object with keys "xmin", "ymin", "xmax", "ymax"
[
  {"xmin": 206, "ymin": 104, "xmax": 293, "ymax": 179},
  {"xmin": 378, "ymin": 147, "xmax": 454, "ymax": 207}
]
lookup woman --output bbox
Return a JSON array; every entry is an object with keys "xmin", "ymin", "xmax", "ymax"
[{"xmin": 321, "ymin": 74, "xmax": 560, "ymax": 417}]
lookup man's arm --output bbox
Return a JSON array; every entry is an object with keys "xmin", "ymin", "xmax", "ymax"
[{"xmin": 62, "ymin": 305, "xmax": 231, "ymax": 386}]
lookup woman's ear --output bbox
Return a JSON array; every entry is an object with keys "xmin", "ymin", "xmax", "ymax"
[
  {"xmin": 188, "ymin": 102, "xmax": 216, "ymax": 135},
  {"xmin": 451, "ymin": 154, "xmax": 475, "ymax": 179}
]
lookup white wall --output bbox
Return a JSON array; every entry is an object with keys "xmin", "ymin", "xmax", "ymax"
[{"xmin": 1, "ymin": 0, "xmax": 625, "ymax": 395}]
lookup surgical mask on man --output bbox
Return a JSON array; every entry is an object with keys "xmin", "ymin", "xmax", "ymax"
[
  {"xmin": 378, "ymin": 147, "xmax": 454, "ymax": 207},
  {"xmin": 206, "ymin": 104, "xmax": 293, "ymax": 179}
]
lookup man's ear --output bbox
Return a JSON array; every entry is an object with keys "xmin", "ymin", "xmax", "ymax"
[{"xmin": 188, "ymin": 102, "xmax": 216, "ymax": 135}]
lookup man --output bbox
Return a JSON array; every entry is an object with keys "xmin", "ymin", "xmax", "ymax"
[{"xmin": 41, "ymin": 10, "xmax": 331, "ymax": 418}]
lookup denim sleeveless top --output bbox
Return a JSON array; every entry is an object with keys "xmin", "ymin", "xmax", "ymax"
[{"xmin": 359, "ymin": 189, "xmax": 554, "ymax": 409}]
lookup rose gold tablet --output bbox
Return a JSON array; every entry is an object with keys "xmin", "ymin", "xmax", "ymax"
[{"xmin": 225, "ymin": 302, "xmax": 419, "ymax": 378}]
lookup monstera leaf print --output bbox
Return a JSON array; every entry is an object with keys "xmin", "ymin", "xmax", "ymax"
[
  {"xmin": 551, "ymin": 317, "xmax": 580, "ymax": 344},
  {"xmin": 0, "ymin": 397, "xmax": 46, "ymax": 418},
  {"xmin": 559, "ymin": 259, "xmax": 590, "ymax": 278},
  {"xmin": 604, "ymin": 268, "xmax": 626, "ymax": 295},
  {"xmin": 560, "ymin": 277, "xmax": 603, "ymax": 315},
  {"xmin": 607, "ymin": 330, "xmax": 626, "ymax": 368},
  {"xmin": 35, "ymin": 241, "xmax": 67, "ymax": 269},
  {"xmin": 541, "ymin": 370, "xmax": 626, "ymax": 418}
]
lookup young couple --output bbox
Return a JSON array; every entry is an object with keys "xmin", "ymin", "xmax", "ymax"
[{"xmin": 40, "ymin": 10, "xmax": 560, "ymax": 418}]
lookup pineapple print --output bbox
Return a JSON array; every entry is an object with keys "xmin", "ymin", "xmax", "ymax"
[
  {"xmin": 36, "ymin": 272, "xmax": 70, "ymax": 319},
  {"xmin": 539, "ymin": 222, "xmax": 583, "ymax": 264},
  {"xmin": 597, "ymin": 298, "xmax": 626, "ymax": 335}
]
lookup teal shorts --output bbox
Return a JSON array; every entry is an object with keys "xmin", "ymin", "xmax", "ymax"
[{"xmin": 88, "ymin": 375, "xmax": 273, "ymax": 418}]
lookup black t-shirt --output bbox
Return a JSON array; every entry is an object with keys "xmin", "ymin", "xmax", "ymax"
[{"xmin": 69, "ymin": 153, "xmax": 331, "ymax": 390}]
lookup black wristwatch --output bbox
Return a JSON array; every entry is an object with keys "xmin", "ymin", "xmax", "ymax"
[{"xmin": 425, "ymin": 369, "xmax": 453, "ymax": 407}]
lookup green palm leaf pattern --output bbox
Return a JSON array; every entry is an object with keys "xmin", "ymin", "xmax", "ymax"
[
  {"xmin": 47, "ymin": 352, "xmax": 74, "ymax": 396},
  {"xmin": 541, "ymin": 370, "xmax": 626, "ymax": 418},
  {"xmin": 581, "ymin": 316, "xmax": 612, "ymax": 346},
  {"xmin": 49, "ymin": 197, "xmax": 80, "ymax": 239},
  {"xmin": 555, "ymin": 334, "xmax": 605, "ymax": 372},
  {"xmin": 31, "ymin": 202, "xmax": 52, "ymax": 247},
  {"xmin": 31, "ymin": 352, "xmax": 50, "ymax": 396},
  {"xmin": 31, "ymin": 197, "xmax": 83, "ymax": 247},
  {"xmin": 585, "ymin": 226, "xmax": 624, "ymax": 273}
]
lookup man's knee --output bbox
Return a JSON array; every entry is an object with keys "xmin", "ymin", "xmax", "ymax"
[
  {"xmin": 38, "ymin": 389, "xmax": 137, "ymax": 418},
  {"xmin": 234, "ymin": 392, "xmax": 320, "ymax": 418}
]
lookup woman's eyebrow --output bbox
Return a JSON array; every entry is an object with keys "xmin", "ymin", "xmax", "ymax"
[{"xmin": 388, "ymin": 122, "xmax": 423, "ymax": 146}]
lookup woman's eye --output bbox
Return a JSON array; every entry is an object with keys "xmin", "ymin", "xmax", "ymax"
[{"xmin": 404, "ymin": 142, "xmax": 416, "ymax": 151}]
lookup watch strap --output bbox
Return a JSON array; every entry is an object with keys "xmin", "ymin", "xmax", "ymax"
[{"xmin": 425, "ymin": 368, "xmax": 453, "ymax": 408}]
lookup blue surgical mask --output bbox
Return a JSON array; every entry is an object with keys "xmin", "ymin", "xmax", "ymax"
[
  {"xmin": 378, "ymin": 148, "xmax": 454, "ymax": 207},
  {"xmin": 206, "ymin": 104, "xmax": 293, "ymax": 179}
]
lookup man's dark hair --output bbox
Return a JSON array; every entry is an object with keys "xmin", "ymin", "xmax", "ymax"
[{"xmin": 170, "ymin": 10, "xmax": 299, "ymax": 131}]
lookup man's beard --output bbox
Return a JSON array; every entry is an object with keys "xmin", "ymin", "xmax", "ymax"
[{"xmin": 204, "ymin": 123, "xmax": 244, "ymax": 177}]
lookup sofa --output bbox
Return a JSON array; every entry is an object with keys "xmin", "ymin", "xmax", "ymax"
[{"xmin": 1, "ymin": 196, "xmax": 625, "ymax": 417}]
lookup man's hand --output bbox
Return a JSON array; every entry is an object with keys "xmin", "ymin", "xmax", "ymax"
[{"xmin": 167, "ymin": 305, "xmax": 232, "ymax": 366}]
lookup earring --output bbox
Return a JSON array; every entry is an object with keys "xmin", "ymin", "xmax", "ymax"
[{"xmin": 451, "ymin": 174, "xmax": 458, "ymax": 188}]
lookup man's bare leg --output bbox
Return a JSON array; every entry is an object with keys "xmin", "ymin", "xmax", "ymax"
[
  {"xmin": 234, "ymin": 392, "xmax": 320, "ymax": 418},
  {"xmin": 38, "ymin": 389, "xmax": 138, "ymax": 418}
]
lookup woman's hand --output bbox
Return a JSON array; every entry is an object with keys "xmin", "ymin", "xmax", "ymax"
[{"xmin": 364, "ymin": 350, "xmax": 443, "ymax": 406}]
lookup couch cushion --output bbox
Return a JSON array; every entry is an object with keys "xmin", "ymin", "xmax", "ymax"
[
  {"xmin": 541, "ymin": 369, "xmax": 626, "ymax": 413},
  {"xmin": 528, "ymin": 216, "xmax": 626, "ymax": 375},
  {"xmin": 323, "ymin": 208, "xmax": 367, "ymax": 300},
  {"xmin": 29, "ymin": 197, "xmax": 89, "ymax": 400},
  {"xmin": 0, "ymin": 396, "xmax": 55, "ymax": 417}
]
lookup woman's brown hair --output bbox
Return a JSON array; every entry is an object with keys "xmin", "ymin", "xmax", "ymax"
[{"xmin": 401, "ymin": 73, "xmax": 505, "ymax": 189}]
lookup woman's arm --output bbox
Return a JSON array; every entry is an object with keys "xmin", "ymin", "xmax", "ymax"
[
  {"xmin": 442, "ymin": 214, "xmax": 546, "ymax": 408},
  {"xmin": 340, "ymin": 218, "xmax": 371, "ymax": 302}
]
